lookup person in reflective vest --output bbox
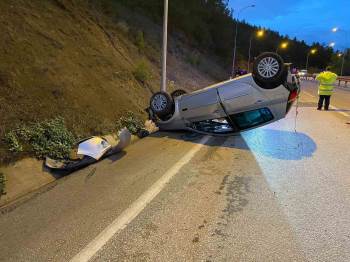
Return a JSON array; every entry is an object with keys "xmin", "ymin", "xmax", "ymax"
[{"xmin": 315, "ymin": 67, "xmax": 338, "ymax": 110}]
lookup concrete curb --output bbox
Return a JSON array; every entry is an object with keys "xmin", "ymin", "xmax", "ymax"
[{"xmin": 0, "ymin": 133, "xmax": 142, "ymax": 210}]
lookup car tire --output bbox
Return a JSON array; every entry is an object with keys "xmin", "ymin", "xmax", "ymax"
[
  {"xmin": 252, "ymin": 52, "xmax": 287, "ymax": 89},
  {"xmin": 171, "ymin": 89, "xmax": 187, "ymax": 98},
  {"xmin": 150, "ymin": 91, "xmax": 174, "ymax": 119}
]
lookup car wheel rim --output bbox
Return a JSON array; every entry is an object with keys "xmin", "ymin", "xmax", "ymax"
[
  {"xmin": 257, "ymin": 57, "xmax": 279, "ymax": 78},
  {"xmin": 152, "ymin": 94, "xmax": 168, "ymax": 112}
]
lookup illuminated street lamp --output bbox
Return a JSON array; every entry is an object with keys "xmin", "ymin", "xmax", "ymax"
[
  {"xmin": 305, "ymin": 48, "xmax": 317, "ymax": 71},
  {"xmin": 331, "ymin": 27, "xmax": 349, "ymax": 76},
  {"xmin": 257, "ymin": 30, "xmax": 264, "ymax": 37},
  {"xmin": 247, "ymin": 29, "xmax": 265, "ymax": 72},
  {"xmin": 276, "ymin": 41, "xmax": 288, "ymax": 53},
  {"xmin": 329, "ymin": 42, "xmax": 336, "ymax": 48},
  {"xmin": 231, "ymin": 4, "xmax": 256, "ymax": 78}
]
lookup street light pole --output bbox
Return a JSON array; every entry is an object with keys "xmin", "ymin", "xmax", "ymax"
[
  {"xmin": 160, "ymin": 0, "xmax": 168, "ymax": 92},
  {"xmin": 305, "ymin": 49, "xmax": 316, "ymax": 71},
  {"xmin": 247, "ymin": 36, "xmax": 253, "ymax": 72},
  {"xmin": 341, "ymin": 53, "xmax": 345, "ymax": 76},
  {"xmin": 331, "ymin": 27, "xmax": 349, "ymax": 76},
  {"xmin": 247, "ymin": 30, "xmax": 264, "ymax": 72},
  {"xmin": 305, "ymin": 52, "xmax": 310, "ymax": 71},
  {"xmin": 231, "ymin": 4, "xmax": 255, "ymax": 78},
  {"xmin": 231, "ymin": 21, "xmax": 239, "ymax": 78}
]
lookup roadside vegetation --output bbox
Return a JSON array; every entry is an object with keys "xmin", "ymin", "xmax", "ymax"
[
  {"xmin": 3, "ymin": 112, "xmax": 145, "ymax": 162},
  {"xmin": 116, "ymin": 111, "xmax": 144, "ymax": 135},
  {"xmin": 0, "ymin": 172, "xmax": 5, "ymax": 198},
  {"xmin": 133, "ymin": 61, "xmax": 152, "ymax": 84},
  {"xmin": 135, "ymin": 30, "xmax": 146, "ymax": 53},
  {"xmin": 4, "ymin": 117, "xmax": 76, "ymax": 160}
]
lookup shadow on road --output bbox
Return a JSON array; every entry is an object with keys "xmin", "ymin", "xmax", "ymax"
[{"xmin": 151, "ymin": 128, "xmax": 317, "ymax": 161}]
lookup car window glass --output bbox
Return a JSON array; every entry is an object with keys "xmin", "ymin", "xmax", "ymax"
[{"xmin": 230, "ymin": 108, "xmax": 273, "ymax": 130}]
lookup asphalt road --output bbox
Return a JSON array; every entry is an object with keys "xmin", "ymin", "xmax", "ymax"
[{"xmin": 1, "ymin": 80, "xmax": 350, "ymax": 261}]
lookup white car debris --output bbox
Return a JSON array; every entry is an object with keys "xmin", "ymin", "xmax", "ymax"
[{"xmin": 45, "ymin": 128, "xmax": 131, "ymax": 172}]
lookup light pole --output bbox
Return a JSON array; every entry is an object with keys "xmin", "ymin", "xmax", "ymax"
[
  {"xmin": 331, "ymin": 27, "xmax": 349, "ymax": 76},
  {"xmin": 231, "ymin": 4, "xmax": 255, "ymax": 78},
  {"xmin": 337, "ymin": 53, "xmax": 346, "ymax": 76},
  {"xmin": 305, "ymin": 48, "xmax": 317, "ymax": 71},
  {"xmin": 248, "ymin": 29, "xmax": 264, "ymax": 72},
  {"xmin": 160, "ymin": 0, "xmax": 168, "ymax": 92},
  {"xmin": 329, "ymin": 42, "xmax": 347, "ymax": 75}
]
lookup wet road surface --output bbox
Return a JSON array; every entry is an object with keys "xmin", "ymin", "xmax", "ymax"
[{"xmin": 1, "ymin": 80, "xmax": 350, "ymax": 261}]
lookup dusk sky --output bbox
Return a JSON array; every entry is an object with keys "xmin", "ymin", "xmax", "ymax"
[{"xmin": 228, "ymin": 0, "xmax": 350, "ymax": 50}]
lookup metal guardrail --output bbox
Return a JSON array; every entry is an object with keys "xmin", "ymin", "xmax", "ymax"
[
  {"xmin": 337, "ymin": 76, "xmax": 350, "ymax": 87},
  {"xmin": 299, "ymin": 74, "xmax": 316, "ymax": 80},
  {"xmin": 300, "ymin": 74, "xmax": 350, "ymax": 87}
]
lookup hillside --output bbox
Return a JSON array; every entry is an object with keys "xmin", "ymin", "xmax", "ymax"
[
  {"xmin": 121, "ymin": 0, "xmax": 335, "ymax": 70},
  {"xmin": 0, "ymin": 0, "xmax": 226, "ymax": 164}
]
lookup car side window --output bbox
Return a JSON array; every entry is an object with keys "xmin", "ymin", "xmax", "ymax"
[{"xmin": 230, "ymin": 108, "xmax": 273, "ymax": 130}]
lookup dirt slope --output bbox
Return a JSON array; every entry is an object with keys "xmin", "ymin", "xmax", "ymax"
[{"xmin": 0, "ymin": 0, "xmax": 226, "ymax": 163}]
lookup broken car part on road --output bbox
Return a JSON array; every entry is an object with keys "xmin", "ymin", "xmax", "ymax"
[
  {"xmin": 149, "ymin": 52, "xmax": 300, "ymax": 136},
  {"xmin": 45, "ymin": 128, "xmax": 131, "ymax": 173}
]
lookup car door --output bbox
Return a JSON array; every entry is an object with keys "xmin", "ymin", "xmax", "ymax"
[
  {"xmin": 178, "ymin": 88, "xmax": 226, "ymax": 122},
  {"xmin": 216, "ymin": 79, "xmax": 262, "ymax": 115}
]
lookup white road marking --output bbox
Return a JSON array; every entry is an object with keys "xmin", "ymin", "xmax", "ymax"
[
  {"xmin": 302, "ymin": 91, "xmax": 350, "ymax": 117},
  {"xmin": 70, "ymin": 135, "xmax": 211, "ymax": 262}
]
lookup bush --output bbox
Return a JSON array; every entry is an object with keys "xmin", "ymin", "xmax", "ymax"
[
  {"xmin": 116, "ymin": 111, "xmax": 144, "ymax": 134},
  {"xmin": 5, "ymin": 131, "xmax": 23, "ymax": 153},
  {"xmin": 186, "ymin": 52, "xmax": 201, "ymax": 66},
  {"xmin": 133, "ymin": 61, "xmax": 151, "ymax": 83},
  {"xmin": 135, "ymin": 30, "xmax": 145, "ymax": 52},
  {"xmin": 4, "ymin": 117, "xmax": 76, "ymax": 159},
  {"xmin": 0, "ymin": 172, "xmax": 5, "ymax": 197}
]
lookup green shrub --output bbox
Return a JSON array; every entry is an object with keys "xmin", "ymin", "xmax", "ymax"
[
  {"xmin": 186, "ymin": 52, "xmax": 201, "ymax": 66},
  {"xmin": 116, "ymin": 111, "xmax": 144, "ymax": 134},
  {"xmin": 5, "ymin": 131, "xmax": 23, "ymax": 153},
  {"xmin": 4, "ymin": 117, "xmax": 76, "ymax": 159},
  {"xmin": 135, "ymin": 30, "xmax": 145, "ymax": 52},
  {"xmin": 133, "ymin": 61, "xmax": 151, "ymax": 83},
  {"xmin": 0, "ymin": 172, "xmax": 5, "ymax": 197}
]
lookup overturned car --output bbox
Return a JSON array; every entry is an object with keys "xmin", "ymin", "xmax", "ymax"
[{"xmin": 149, "ymin": 52, "xmax": 300, "ymax": 135}]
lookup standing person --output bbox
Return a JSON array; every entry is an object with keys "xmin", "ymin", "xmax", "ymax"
[{"xmin": 315, "ymin": 67, "xmax": 338, "ymax": 110}]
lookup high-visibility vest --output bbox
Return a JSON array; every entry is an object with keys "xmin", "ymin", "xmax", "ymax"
[{"xmin": 316, "ymin": 71, "xmax": 338, "ymax": 96}]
